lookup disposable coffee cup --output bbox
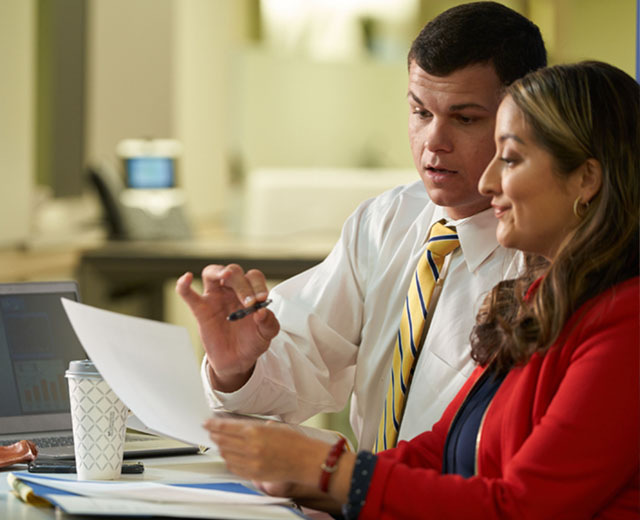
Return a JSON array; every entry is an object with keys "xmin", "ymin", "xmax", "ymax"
[{"xmin": 65, "ymin": 360, "xmax": 128, "ymax": 480}]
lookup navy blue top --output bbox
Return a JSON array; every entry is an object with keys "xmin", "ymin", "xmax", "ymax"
[{"xmin": 442, "ymin": 369, "xmax": 505, "ymax": 477}]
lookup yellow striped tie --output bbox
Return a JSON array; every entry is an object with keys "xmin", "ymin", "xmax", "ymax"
[{"xmin": 374, "ymin": 222, "xmax": 460, "ymax": 452}]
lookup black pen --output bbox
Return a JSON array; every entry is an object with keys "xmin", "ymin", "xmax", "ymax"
[{"xmin": 227, "ymin": 299, "xmax": 272, "ymax": 321}]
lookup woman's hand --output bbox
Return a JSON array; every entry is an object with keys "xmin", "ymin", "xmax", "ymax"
[
  {"xmin": 254, "ymin": 481, "xmax": 345, "ymax": 515},
  {"xmin": 204, "ymin": 418, "xmax": 354, "ymax": 507},
  {"xmin": 204, "ymin": 418, "xmax": 327, "ymax": 484}
]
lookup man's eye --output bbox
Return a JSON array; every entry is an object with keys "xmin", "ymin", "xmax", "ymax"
[
  {"xmin": 412, "ymin": 107, "xmax": 431, "ymax": 119},
  {"xmin": 456, "ymin": 115, "xmax": 476, "ymax": 124}
]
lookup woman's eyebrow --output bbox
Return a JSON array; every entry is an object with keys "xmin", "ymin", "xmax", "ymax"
[{"xmin": 499, "ymin": 133, "xmax": 525, "ymax": 144}]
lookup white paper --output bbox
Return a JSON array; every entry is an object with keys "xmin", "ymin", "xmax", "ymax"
[
  {"xmin": 50, "ymin": 496, "xmax": 302, "ymax": 519},
  {"xmin": 17, "ymin": 473, "xmax": 289, "ymax": 506},
  {"xmin": 62, "ymin": 299, "xmax": 213, "ymax": 449}
]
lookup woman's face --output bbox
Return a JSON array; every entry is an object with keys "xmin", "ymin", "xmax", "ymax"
[{"xmin": 478, "ymin": 96, "xmax": 582, "ymax": 260}]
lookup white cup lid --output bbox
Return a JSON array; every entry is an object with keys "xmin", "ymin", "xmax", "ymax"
[{"xmin": 65, "ymin": 359, "xmax": 101, "ymax": 378}]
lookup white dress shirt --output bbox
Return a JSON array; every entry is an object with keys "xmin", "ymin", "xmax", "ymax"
[{"xmin": 202, "ymin": 180, "xmax": 521, "ymax": 449}]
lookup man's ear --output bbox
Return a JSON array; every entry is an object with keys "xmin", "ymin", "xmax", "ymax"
[{"xmin": 578, "ymin": 158, "xmax": 603, "ymax": 203}]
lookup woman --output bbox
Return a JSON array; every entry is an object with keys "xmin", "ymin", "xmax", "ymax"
[{"xmin": 204, "ymin": 61, "xmax": 639, "ymax": 519}]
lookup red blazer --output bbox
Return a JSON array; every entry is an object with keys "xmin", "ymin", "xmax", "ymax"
[{"xmin": 361, "ymin": 276, "xmax": 639, "ymax": 519}]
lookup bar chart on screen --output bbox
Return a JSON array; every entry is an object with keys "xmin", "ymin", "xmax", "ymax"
[{"xmin": 14, "ymin": 359, "xmax": 68, "ymax": 414}]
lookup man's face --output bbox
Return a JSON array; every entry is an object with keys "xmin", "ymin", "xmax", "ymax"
[{"xmin": 408, "ymin": 61, "xmax": 503, "ymax": 220}]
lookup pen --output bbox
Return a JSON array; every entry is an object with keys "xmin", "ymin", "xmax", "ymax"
[{"xmin": 227, "ymin": 299, "xmax": 272, "ymax": 321}]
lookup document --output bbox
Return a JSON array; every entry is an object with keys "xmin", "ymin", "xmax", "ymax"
[
  {"xmin": 9, "ymin": 472, "xmax": 304, "ymax": 519},
  {"xmin": 61, "ymin": 299, "xmax": 349, "ymax": 451},
  {"xmin": 62, "ymin": 299, "xmax": 214, "ymax": 448},
  {"xmin": 50, "ymin": 496, "xmax": 304, "ymax": 519},
  {"xmin": 12, "ymin": 473, "xmax": 289, "ymax": 505}
]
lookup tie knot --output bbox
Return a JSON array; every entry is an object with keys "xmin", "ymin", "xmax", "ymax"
[{"xmin": 426, "ymin": 222, "xmax": 459, "ymax": 257}]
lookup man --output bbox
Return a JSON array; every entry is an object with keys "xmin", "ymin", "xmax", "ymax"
[{"xmin": 177, "ymin": 2, "xmax": 547, "ymax": 451}]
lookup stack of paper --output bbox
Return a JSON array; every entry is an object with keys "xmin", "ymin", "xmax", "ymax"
[{"xmin": 8, "ymin": 472, "xmax": 306, "ymax": 519}]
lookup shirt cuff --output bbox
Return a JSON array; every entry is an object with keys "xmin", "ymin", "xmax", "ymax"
[
  {"xmin": 201, "ymin": 355, "xmax": 266, "ymax": 410},
  {"xmin": 342, "ymin": 451, "xmax": 377, "ymax": 520}
]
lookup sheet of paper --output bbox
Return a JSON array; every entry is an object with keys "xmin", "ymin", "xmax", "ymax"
[
  {"xmin": 62, "ymin": 299, "xmax": 213, "ymax": 448},
  {"xmin": 49, "ymin": 496, "xmax": 303, "ymax": 519},
  {"xmin": 16, "ymin": 473, "xmax": 289, "ymax": 506}
]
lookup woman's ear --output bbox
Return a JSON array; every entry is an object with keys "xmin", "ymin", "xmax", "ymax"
[{"xmin": 578, "ymin": 158, "xmax": 603, "ymax": 203}]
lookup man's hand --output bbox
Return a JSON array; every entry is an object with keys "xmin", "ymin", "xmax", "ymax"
[{"xmin": 176, "ymin": 264, "xmax": 280, "ymax": 392}]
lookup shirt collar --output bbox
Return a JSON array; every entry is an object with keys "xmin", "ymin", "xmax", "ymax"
[{"xmin": 429, "ymin": 206, "xmax": 502, "ymax": 273}]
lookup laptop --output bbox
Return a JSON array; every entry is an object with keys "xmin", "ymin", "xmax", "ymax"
[{"xmin": 0, "ymin": 281, "xmax": 199, "ymax": 459}]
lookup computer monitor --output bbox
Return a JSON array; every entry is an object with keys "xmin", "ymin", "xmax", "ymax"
[{"xmin": 125, "ymin": 157, "xmax": 175, "ymax": 189}]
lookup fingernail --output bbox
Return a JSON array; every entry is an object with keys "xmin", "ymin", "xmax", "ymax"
[
  {"xmin": 256, "ymin": 292, "xmax": 268, "ymax": 300},
  {"xmin": 243, "ymin": 296, "xmax": 255, "ymax": 305}
]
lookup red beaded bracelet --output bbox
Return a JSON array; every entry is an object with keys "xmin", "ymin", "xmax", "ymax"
[{"xmin": 319, "ymin": 437, "xmax": 347, "ymax": 493}]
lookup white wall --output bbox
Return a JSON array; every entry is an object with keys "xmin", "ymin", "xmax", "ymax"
[
  {"xmin": 0, "ymin": 0, "xmax": 35, "ymax": 247},
  {"xmin": 85, "ymin": 0, "xmax": 174, "ymax": 169},
  {"xmin": 234, "ymin": 50, "xmax": 412, "ymax": 172},
  {"xmin": 173, "ymin": 0, "xmax": 247, "ymax": 222},
  {"xmin": 530, "ymin": 0, "xmax": 636, "ymax": 73}
]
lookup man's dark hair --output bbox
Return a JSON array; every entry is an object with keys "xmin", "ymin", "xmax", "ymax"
[{"xmin": 408, "ymin": 1, "xmax": 547, "ymax": 85}]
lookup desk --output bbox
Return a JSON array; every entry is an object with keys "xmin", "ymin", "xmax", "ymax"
[
  {"xmin": 0, "ymin": 247, "xmax": 80, "ymax": 282},
  {"xmin": 76, "ymin": 237, "xmax": 333, "ymax": 321},
  {"xmin": 0, "ymin": 452, "xmax": 331, "ymax": 519}
]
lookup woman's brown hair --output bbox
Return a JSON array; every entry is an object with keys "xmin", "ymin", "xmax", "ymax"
[{"xmin": 471, "ymin": 61, "xmax": 640, "ymax": 373}]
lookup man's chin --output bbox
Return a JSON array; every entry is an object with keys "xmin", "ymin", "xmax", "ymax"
[{"xmin": 422, "ymin": 191, "xmax": 492, "ymax": 219}]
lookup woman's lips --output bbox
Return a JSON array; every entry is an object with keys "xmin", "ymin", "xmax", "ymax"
[{"xmin": 492, "ymin": 203, "xmax": 510, "ymax": 218}]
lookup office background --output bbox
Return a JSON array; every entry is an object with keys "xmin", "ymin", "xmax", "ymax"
[{"xmin": 0, "ymin": 0, "xmax": 636, "ymax": 442}]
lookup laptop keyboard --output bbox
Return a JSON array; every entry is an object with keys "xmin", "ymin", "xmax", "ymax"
[
  {"xmin": 0, "ymin": 436, "xmax": 74, "ymax": 448},
  {"xmin": 0, "ymin": 433, "xmax": 153, "ymax": 448}
]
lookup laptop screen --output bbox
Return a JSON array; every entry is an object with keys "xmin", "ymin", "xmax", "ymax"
[{"xmin": 0, "ymin": 282, "xmax": 85, "ymax": 434}]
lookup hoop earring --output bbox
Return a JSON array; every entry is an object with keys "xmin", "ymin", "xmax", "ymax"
[{"xmin": 573, "ymin": 197, "xmax": 589, "ymax": 219}]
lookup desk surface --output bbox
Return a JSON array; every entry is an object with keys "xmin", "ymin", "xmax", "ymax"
[
  {"xmin": 76, "ymin": 236, "xmax": 333, "ymax": 321},
  {"xmin": 0, "ymin": 452, "xmax": 331, "ymax": 519},
  {"xmin": 79, "ymin": 234, "xmax": 334, "ymax": 277}
]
